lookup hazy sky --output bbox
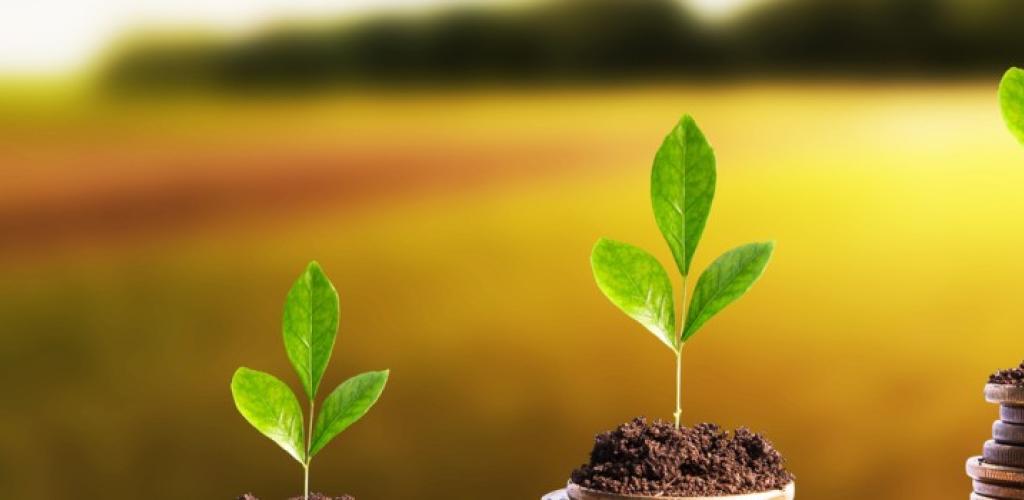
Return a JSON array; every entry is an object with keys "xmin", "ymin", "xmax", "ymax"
[{"xmin": 0, "ymin": 0, "xmax": 762, "ymax": 76}]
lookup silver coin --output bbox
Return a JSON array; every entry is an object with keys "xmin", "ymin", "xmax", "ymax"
[{"xmin": 986, "ymin": 384, "xmax": 1024, "ymax": 405}]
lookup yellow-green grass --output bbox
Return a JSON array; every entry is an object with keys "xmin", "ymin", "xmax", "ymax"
[{"xmin": 0, "ymin": 82, "xmax": 1019, "ymax": 499}]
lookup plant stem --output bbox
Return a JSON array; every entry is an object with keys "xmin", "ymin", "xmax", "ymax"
[
  {"xmin": 674, "ymin": 274, "xmax": 689, "ymax": 429},
  {"xmin": 305, "ymin": 399, "xmax": 315, "ymax": 500},
  {"xmin": 673, "ymin": 349, "xmax": 682, "ymax": 428}
]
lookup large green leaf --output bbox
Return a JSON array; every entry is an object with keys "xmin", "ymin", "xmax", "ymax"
[
  {"xmin": 1000, "ymin": 67, "xmax": 1024, "ymax": 146},
  {"xmin": 591, "ymin": 238, "xmax": 677, "ymax": 351},
  {"xmin": 683, "ymin": 242, "xmax": 774, "ymax": 342},
  {"xmin": 651, "ymin": 115, "xmax": 716, "ymax": 276},
  {"xmin": 309, "ymin": 370, "xmax": 390, "ymax": 458},
  {"xmin": 283, "ymin": 261, "xmax": 340, "ymax": 400},
  {"xmin": 230, "ymin": 367, "xmax": 306, "ymax": 464}
]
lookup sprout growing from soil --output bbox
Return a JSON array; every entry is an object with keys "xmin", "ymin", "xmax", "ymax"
[
  {"xmin": 1001, "ymin": 67, "xmax": 1024, "ymax": 145},
  {"xmin": 591, "ymin": 116, "xmax": 773, "ymax": 428},
  {"xmin": 231, "ymin": 262, "xmax": 389, "ymax": 500}
]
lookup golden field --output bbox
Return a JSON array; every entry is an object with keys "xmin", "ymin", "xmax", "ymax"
[{"xmin": 0, "ymin": 81, "xmax": 1022, "ymax": 499}]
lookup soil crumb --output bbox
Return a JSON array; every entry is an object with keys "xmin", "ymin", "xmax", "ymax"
[
  {"xmin": 990, "ymin": 361, "xmax": 1024, "ymax": 386},
  {"xmin": 237, "ymin": 493, "xmax": 353, "ymax": 500},
  {"xmin": 570, "ymin": 417, "xmax": 793, "ymax": 496}
]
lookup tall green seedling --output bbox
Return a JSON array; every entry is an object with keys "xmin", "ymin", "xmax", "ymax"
[
  {"xmin": 231, "ymin": 262, "xmax": 389, "ymax": 500},
  {"xmin": 591, "ymin": 116, "xmax": 774, "ymax": 428}
]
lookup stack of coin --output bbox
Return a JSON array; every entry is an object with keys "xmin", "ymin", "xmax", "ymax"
[{"xmin": 967, "ymin": 383, "xmax": 1024, "ymax": 498}]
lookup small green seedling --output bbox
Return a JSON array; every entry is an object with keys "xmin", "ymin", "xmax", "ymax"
[
  {"xmin": 231, "ymin": 262, "xmax": 389, "ymax": 500},
  {"xmin": 591, "ymin": 116, "xmax": 774, "ymax": 428},
  {"xmin": 1000, "ymin": 67, "xmax": 1024, "ymax": 145}
]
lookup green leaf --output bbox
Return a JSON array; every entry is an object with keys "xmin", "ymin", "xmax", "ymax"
[
  {"xmin": 1000, "ymin": 67, "xmax": 1024, "ymax": 146},
  {"xmin": 309, "ymin": 370, "xmax": 390, "ymax": 458},
  {"xmin": 230, "ymin": 367, "xmax": 306, "ymax": 464},
  {"xmin": 651, "ymin": 115, "xmax": 716, "ymax": 276},
  {"xmin": 683, "ymin": 242, "xmax": 774, "ymax": 342},
  {"xmin": 283, "ymin": 261, "xmax": 340, "ymax": 400},
  {"xmin": 591, "ymin": 238, "xmax": 677, "ymax": 351}
]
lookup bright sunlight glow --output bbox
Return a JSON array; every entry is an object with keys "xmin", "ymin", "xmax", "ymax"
[
  {"xmin": 0, "ymin": 0, "xmax": 768, "ymax": 77},
  {"xmin": 0, "ymin": 0, "xmax": 485, "ymax": 76},
  {"xmin": 683, "ymin": 0, "xmax": 768, "ymax": 22}
]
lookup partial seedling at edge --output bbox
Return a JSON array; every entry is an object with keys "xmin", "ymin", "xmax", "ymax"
[{"xmin": 1001, "ymin": 67, "xmax": 1024, "ymax": 146}]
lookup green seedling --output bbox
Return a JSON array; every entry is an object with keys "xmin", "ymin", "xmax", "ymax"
[
  {"xmin": 590, "ymin": 116, "xmax": 774, "ymax": 428},
  {"xmin": 231, "ymin": 262, "xmax": 389, "ymax": 500},
  {"xmin": 1001, "ymin": 67, "xmax": 1024, "ymax": 145}
]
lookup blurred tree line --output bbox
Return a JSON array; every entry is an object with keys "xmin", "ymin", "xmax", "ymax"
[{"xmin": 102, "ymin": 0, "xmax": 1024, "ymax": 91}]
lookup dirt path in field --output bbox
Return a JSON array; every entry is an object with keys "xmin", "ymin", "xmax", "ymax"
[
  {"xmin": 0, "ymin": 137, "xmax": 631, "ymax": 258},
  {"xmin": 5, "ymin": 82, "xmax": 994, "ymax": 260},
  {"xmin": 0, "ymin": 89, "xmax": 672, "ymax": 260}
]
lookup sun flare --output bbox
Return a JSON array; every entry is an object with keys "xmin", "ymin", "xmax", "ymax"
[
  {"xmin": 683, "ymin": 0, "xmax": 768, "ymax": 22},
  {"xmin": 0, "ymin": 0, "xmax": 484, "ymax": 76}
]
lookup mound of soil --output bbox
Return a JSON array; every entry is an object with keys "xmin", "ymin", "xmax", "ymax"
[
  {"xmin": 570, "ymin": 418, "xmax": 793, "ymax": 497},
  {"xmin": 236, "ymin": 493, "xmax": 353, "ymax": 500},
  {"xmin": 990, "ymin": 361, "xmax": 1024, "ymax": 386}
]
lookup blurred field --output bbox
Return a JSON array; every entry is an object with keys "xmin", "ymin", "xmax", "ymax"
[{"xmin": 1, "ymin": 81, "xmax": 1023, "ymax": 499}]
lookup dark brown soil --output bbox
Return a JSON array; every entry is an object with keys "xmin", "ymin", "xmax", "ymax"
[
  {"xmin": 990, "ymin": 361, "xmax": 1024, "ymax": 386},
  {"xmin": 236, "ymin": 493, "xmax": 353, "ymax": 500},
  {"xmin": 570, "ymin": 418, "xmax": 793, "ymax": 497}
]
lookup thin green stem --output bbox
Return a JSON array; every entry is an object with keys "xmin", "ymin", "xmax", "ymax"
[
  {"xmin": 673, "ymin": 349, "xmax": 682, "ymax": 428},
  {"xmin": 305, "ymin": 399, "xmax": 315, "ymax": 500},
  {"xmin": 674, "ymin": 274, "xmax": 689, "ymax": 429}
]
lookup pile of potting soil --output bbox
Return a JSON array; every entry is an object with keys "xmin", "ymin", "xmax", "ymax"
[
  {"xmin": 236, "ymin": 493, "xmax": 353, "ymax": 500},
  {"xmin": 990, "ymin": 361, "xmax": 1024, "ymax": 386},
  {"xmin": 571, "ymin": 417, "xmax": 793, "ymax": 497}
]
